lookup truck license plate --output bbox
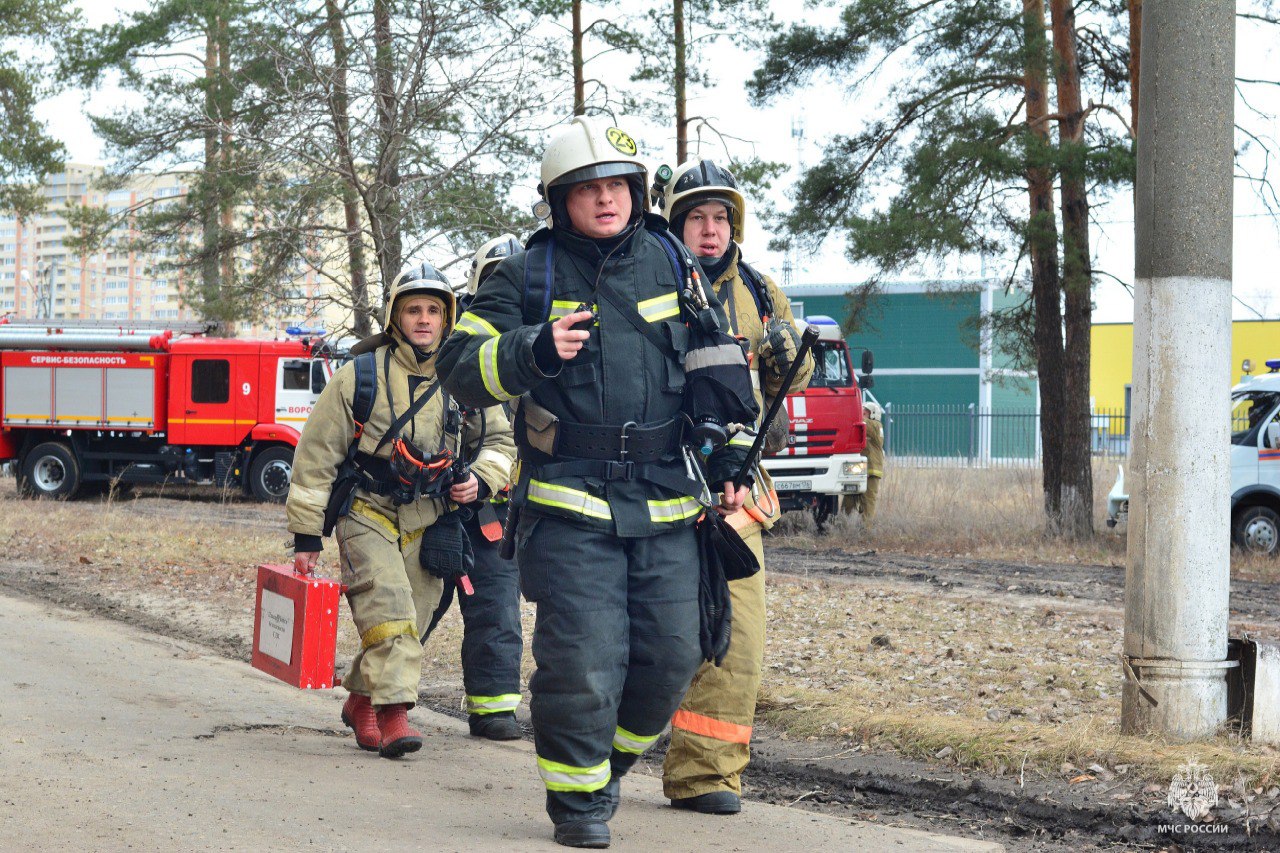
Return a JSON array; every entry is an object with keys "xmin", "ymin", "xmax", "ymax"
[{"xmin": 774, "ymin": 479, "xmax": 812, "ymax": 491}]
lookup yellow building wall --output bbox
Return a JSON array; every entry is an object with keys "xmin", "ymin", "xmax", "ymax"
[{"xmin": 1091, "ymin": 320, "xmax": 1280, "ymax": 413}]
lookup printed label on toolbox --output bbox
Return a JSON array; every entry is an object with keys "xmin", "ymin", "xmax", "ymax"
[
  {"xmin": 774, "ymin": 479, "xmax": 812, "ymax": 491},
  {"xmin": 258, "ymin": 588, "xmax": 295, "ymax": 665}
]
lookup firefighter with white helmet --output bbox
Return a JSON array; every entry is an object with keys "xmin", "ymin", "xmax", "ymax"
[
  {"xmin": 467, "ymin": 234, "xmax": 522, "ymax": 297},
  {"xmin": 438, "ymin": 118, "xmax": 756, "ymax": 848},
  {"xmin": 659, "ymin": 158, "xmax": 815, "ymax": 816},
  {"xmin": 287, "ymin": 261, "xmax": 515, "ymax": 759}
]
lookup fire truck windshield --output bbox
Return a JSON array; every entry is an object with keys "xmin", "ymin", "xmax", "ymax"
[{"xmin": 808, "ymin": 341, "xmax": 852, "ymax": 389}]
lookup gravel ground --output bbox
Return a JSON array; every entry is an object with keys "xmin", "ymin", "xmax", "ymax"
[{"xmin": 4, "ymin": 485, "xmax": 1280, "ymax": 850}]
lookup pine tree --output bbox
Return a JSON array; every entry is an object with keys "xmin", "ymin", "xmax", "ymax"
[
  {"xmin": 0, "ymin": 0, "xmax": 79, "ymax": 218},
  {"xmin": 750, "ymin": 0, "xmax": 1135, "ymax": 536}
]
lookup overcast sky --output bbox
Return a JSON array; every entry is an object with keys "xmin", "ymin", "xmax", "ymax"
[{"xmin": 36, "ymin": 0, "xmax": 1280, "ymax": 324}]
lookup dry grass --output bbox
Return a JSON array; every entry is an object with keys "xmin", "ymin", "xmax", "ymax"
[
  {"xmin": 756, "ymin": 573, "xmax": 1280, "ymax": 790},
  {"xmin": 772, "ymin": 460, "xmax": 1280, "ymax": 582}
]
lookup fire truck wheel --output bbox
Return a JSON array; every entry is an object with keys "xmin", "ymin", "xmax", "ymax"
[
  {"xmin": 21, "ymin": 442, "xmax": 81, "ymax": 500},
  {"xmin": 249, "ymin": 446, "xmax": 294, "ymax": 503},
  {"xmin": 1233, "ymin": 505, "xmax": 1280, "ymax": 556}
]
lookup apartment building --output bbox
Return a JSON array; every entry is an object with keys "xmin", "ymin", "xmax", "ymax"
[{"xmin": 0, "ymin": 164, "xmax": 339, "ymax": 335}]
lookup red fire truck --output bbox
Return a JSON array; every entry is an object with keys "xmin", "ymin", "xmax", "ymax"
[
  {"xmin": 0, "ymin": 321, "xmax": 334, "ymax": 501},
  {"xmin": 762, "ymin": 315, "xmax": 873, "ymax": 527}
]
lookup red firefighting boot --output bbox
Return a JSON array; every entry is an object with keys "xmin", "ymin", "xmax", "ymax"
[
  {"xmin": 340, "ymin": 692, "xmax": 380, "ymax": 752},
  {"xmin": 375, "ymin": 704, "xmax": 423, "ymax": 759}
]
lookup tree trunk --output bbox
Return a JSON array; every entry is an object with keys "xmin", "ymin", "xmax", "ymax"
[
  {"xmin": 369, "ymin": 0, "xmax": 402, "ymax": 307},
  {"xmin": 324, "ymin": 0, "xmax": 371, "ymax": 337},
  {"xmin": 217, "ymin": 10, "xmax": 236, "ymax": 331},
  {"xmin": 674, "ymin": 0, "xmax": 687, "ymax": 162},
  {"xmin": 1051, "ymin": 0, "xmax": 1095, "ymax": 538},
  {"xmin": 201, "ymin": 15, "xmax": 222, "ymax": 322},
  {"xmin": 572, "ymin": 0, "xmax": 585, "ymax": 116},
  {"xmin": 1022, "ymin": 0, "xmax": 1067, "ymax": 524},
  {"xmin": 1129, "ymin": 0, "xmax": 1141, "ymax": 136}
]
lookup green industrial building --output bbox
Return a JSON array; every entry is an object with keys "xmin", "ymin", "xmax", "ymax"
[{"xmin": 785, "ymin": 281, "xmax": 1039, "ymax": 459}]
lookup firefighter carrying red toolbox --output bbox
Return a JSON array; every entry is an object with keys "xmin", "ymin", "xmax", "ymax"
[{"xmin": 286, "ymin": 263, "xmax": 516, "ymax": 759}]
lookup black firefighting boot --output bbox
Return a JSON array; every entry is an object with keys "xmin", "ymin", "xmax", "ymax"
[
  {"xmin": 468, "ymin": 711, "xmax": 521, "ymax": 741},
  {"xmin": 553, "ymin": 819, "xmax": 610, "ymax": 849},
  {"xmin": 670, "ymin": 790, "xmax": 741, "ymax": 815}
]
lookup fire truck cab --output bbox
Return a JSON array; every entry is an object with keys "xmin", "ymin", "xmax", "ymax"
[
  {"xmin": 0, "ymin": 322, "xmax": 333, "ymax": 502},
  {"xmin": 762, "ymin": 315, "xmax": 873, "ymax": 527}
]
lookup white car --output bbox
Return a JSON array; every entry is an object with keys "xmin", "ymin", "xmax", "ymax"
[{"xmin": 1106, "ymin": 368, "xmax": 1280, "ymax": 555}]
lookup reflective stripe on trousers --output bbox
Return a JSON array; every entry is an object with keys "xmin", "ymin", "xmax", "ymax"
[
  {"xmin": 537, "ymin": 756, "xmax": 611, "ymax": 793},
  {"xmin": 612, "ymin": 725, "xmax": 661, "ymax": 755},
  {"xmin": 467, "ymin": 693, "xmax": 521, "ymax": 715},
  {"xmin": 670, "ymin": 708, "xmax": 752, "ymax": 744}
]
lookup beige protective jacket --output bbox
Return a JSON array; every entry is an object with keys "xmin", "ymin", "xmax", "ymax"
[
  {"xmin": 711, "ymin": 251, "xmax": 815, "ymax": 528},
  {"xmin": 287, "ymin": 332, "xmax": 516, "ymax": 543}
]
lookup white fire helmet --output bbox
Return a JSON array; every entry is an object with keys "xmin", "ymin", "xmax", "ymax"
[
  {"xmin": 660, "ymin": 158, "xmax": 747, "ymax": 244},
  {"xmin": 467, "ymin": 234, "xmax": 521, "ymax": 295},
  {"xmin": 864, "ymin": 399, "xmax": 883, "ymax": 422},
  {"xmin": 539, "ymin": 117, "xmax": 648, "ymax": 212}
]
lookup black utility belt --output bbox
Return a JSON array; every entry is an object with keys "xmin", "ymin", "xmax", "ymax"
[
  {"xmin": 551, "ymin": 417, "xmax": 684, "ymax": 463},
  {"xmin": 531, "ymin": 458, "xmax": 702, "ymax": 498}
]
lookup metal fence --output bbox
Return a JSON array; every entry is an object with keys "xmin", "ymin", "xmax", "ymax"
[{"xmin": 882, "ymin": 404, "xmax": 1130, "ymax": 468}]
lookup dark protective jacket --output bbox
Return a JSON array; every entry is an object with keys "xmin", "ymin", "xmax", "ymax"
[{"xmin": 437, "ymin": 215, "xmax": 751, "ymax": 538}]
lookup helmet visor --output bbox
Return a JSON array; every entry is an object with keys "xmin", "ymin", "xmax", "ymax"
[
  {"xmin": 550, "ymin": 160, "xmax": 646, "ymax": 189},
  {"xmin": 671, "ymin": 193, "xmax": 739, "ymax": 223}
]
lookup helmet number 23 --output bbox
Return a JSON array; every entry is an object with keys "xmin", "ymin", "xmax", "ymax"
[{"xmin": 242, "ymin": 382, "xmax": 251, "ymax": 396}]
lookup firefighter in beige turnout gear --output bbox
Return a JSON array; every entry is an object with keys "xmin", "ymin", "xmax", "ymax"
[
  {"xmin": 287, "ymin": 263, "xmax": 515, "ymax": 759},
  {"xmin": 658, "ymin": 159, "xmax": 815, "ymax": 814},
  {"xmin": 842, "ymin": 398, "xmax": 884, "ymax": 521}
]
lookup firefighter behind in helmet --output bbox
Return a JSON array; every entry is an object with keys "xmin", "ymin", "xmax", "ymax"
[
  {"xmin": 658, "ymin": 158, "xmax": 815, "ymax": 816},
  {"xmin": 842, "ymin": 397, "xmax": 884, "ymax": 522},
  {"xmin": 437, "ymin": 118, "xmax": 756, "ymax": 849},
  {"xmin": 286, "ymin": 262, "xmax": 515, "ymax": 759},
  {"xmin": 445, "ymin": 234, "xmax": 526, "ymax": 741}
]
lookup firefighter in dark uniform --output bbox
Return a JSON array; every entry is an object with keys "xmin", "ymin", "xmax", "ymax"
[
  {"xmin": 287, "ymin": 263, "xmax": 515, "ymax": 759},
  {"xmin": 438, "ymin": 117, "xmax": 756, "ymax": 849},
  {"xmin": 453, "ymin": 234, "xmax": 525, "ymax": 741}
]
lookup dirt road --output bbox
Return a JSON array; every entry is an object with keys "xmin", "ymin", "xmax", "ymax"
[{"xmin": 0, "ymin": 590, "xmax": 997, "ymax": 853}]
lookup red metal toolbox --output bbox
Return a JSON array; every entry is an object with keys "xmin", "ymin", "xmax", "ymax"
[{"xmin": 251, "ymin": 564, "xmax": 345, "ymax": 689}]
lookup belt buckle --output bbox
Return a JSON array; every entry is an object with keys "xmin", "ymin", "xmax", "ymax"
[
  {"xmin": 605, "ymin": 460, "xmax": 635, "ymax": 480},
  {"xmin": 619, "ymin": 420, "xmax": 638, "ymax": 461}
]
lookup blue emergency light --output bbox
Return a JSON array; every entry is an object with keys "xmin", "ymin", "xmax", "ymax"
[
  {"xmin": 286, "ymin": 326, "xmax": 326, "ymax": 337},
  {"xmin": 805, "ymin": 315, "xmax": 839, "ymax": 327},
  {"xmin": 1267, "ymin": 359, "xmax": 1280, "ymax": 372}
]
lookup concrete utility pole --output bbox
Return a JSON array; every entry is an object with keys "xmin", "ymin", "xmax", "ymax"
[{"xmin": 1122, "ymin": 0, "xmax": 1235, "ymax": 737}]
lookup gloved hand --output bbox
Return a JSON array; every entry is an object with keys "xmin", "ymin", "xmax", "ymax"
[
  {"xmin": 759, "ymin": 318, "xmax": 802, "ymax": 384},
  {"xmin": 419, "ymin": 510, "xmax": 475, "ymax": 584},
  {"xmin": 761, "ymin": 395, "xmax": 790, "ymax": 455}
]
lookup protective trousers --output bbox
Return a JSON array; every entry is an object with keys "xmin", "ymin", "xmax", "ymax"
[
  {"xmin": 517, "ymin": 515, "xmax": 702, "ymax": 824},
  {"xmin": 459, "ymin": 506, "xmax": 524, "ymax": 716},
  {"xmin": 662, "ymin": 523, "xmax": 766, "ymax": 798},
  {"xmin": 337, "ymin": 509, "xmax": 444, "ymax": 706}
]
